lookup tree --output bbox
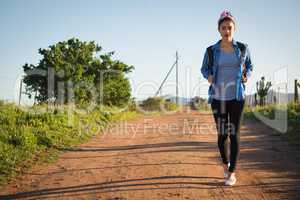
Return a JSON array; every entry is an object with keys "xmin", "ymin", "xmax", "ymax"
[
  {"xmin": 256, "ymin": 76, "xmax": 272, "ymax": 106},
  {"xmin": 23, "ymin": 38, "xmax": 134, "ymax": 106}
]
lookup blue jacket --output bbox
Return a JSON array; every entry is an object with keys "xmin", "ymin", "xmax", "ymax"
[{"xmin": 200, "ymin": 39, "xmax": 253, "ymax": 104}]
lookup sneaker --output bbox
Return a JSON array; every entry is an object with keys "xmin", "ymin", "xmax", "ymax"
[
  {"xmin": 223, "ymin": 163, "xmax": 230, "ymax": 178},
  {"xmin": 225, "ymin": 174, "xmax": 237, "ymax": 186}
]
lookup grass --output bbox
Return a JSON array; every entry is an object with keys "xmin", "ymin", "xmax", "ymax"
[
  {"xmin": 0, "ymin": 101, "xmax": 140, "ymax": 186},
  {"xmin": 243, "ymin": 102, "xmax": 300, "ymax": 145}
]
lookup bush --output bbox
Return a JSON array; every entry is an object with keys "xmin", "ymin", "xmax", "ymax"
[
  {"xmin": 190, "ymin": 97, "xmax": 209, "ymax": 111},
  {"xmin": 164, "ymin": 101, "xmax": 179, "ymax": 111},
  {"xmin": 140, "ymin": 97, "xmax": 179, "ymax": 112}
]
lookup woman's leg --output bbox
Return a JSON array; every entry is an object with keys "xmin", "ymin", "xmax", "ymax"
[
  {"xmin": 211, "ymin": 99, "xmax": 230, "ymax": 165},
  {"xmin": 227, "ymin": 99, "xmax": 245, "ymax": 173}
]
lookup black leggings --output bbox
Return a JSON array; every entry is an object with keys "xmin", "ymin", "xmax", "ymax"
[{"xmin": 211, "ymin": 98, "xmax": 245, "ymax": 172}]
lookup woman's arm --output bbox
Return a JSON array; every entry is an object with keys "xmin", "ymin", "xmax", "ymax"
[
  {"xmin": 201, "ymin": 49, "xmax": 209, "ymax": 80},
  {"xmin": 244, "ymin": 45, "xmax": 253, "ymax": 78}
]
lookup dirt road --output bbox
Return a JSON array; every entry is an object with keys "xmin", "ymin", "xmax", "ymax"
[{"xmin": 1, "ymin": 108, "xmax": 300, "ymax": 200}]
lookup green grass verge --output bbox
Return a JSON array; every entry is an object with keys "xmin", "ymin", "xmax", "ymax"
[
  {"xmin": 243, "ymin": 102, "xmax": 300, "ymax": 146},
  {"xmin": 0, "ymin": 101, "xmax": 140, "ymax": 186}
]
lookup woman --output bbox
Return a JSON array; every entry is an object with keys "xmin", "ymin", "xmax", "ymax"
[{"xmin": 201, "ymin": 10, "xmax": 253, "ymax": 186}]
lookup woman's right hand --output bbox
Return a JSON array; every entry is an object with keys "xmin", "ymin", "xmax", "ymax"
[{"xmin": 208, "ymin": 75, "xmax": 214, "ymax": 84}]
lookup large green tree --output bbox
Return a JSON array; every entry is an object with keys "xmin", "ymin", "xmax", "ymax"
[{"xmin": 23, "ymin": 38, "xmax": 134, "ymax": 106}]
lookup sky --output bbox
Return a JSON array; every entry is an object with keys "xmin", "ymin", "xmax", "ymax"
[{"xmin": 1, "ymin": 0, "xmax": 300, "ymax": 104}]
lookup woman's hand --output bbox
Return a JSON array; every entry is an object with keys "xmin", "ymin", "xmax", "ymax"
[
  {"xmin": 208, "ymin": 75, "xmax": 214, "ymax": 84},
  {"xmin": 242, "ymin": 76, "xmax": 247, "ymax": 83},
  {"xmin": 242, "ymin": 64, "xmax": 247, "ymax": 83}
]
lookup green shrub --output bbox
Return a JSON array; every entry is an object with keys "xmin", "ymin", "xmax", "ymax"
[
  {"xmin": 164, "ymin": 101, "xmax": 179, "ymax": 111},
  {"xmin": 140, "ymin": 97, "xmax": 179, "ymax": 112}
]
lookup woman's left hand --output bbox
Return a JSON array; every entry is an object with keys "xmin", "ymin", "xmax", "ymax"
[
  {"xmin": 242, "ymin": 64, "xmax": 247, "ymax": 83},
  {"xmin": 242, "ymin": 76, "xmax": 247, "ymax": 83}
]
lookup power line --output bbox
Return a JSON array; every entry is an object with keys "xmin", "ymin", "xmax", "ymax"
[{"xmin": 155, "ymin": 51, "xmax": 179, "ymax": 104}]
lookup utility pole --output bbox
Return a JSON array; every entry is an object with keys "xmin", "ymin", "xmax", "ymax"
[
  {"xmin": 295, "ymin": 79, "xmax": 300, "ymax": 102},
  {"xmin": 155, "ymin": 52, "xmax": 179, "ymax": 100},
  {"xmin": 176, "ymin": 51, "xmax": 179, "ymax": 105}
]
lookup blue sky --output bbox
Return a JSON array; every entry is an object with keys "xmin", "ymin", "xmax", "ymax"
[{"xmin": 1, "ymin": 0, "xmax": 300, "ymax": 103}]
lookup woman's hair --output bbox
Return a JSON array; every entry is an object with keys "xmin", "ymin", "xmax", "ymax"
[{"xmin": 218, "ymin": 17, "xmax": 235, "ymax": 29}]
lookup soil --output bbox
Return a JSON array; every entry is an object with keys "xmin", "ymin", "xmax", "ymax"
[{"xmin": 1, "ymin": 107, "xmax": 300, "ymax": 200}]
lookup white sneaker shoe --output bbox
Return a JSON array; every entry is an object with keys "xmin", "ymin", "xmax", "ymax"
[
  {"xmin": 223, "ymin": 163, "xmax": 230, "ymax": 178},
  {"xmin": 225, "ymin": 174, "xmax": 237, "ymax": 186}
]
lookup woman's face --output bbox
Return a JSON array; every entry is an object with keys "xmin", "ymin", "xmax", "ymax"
[{"xmin": 218, "ymin": 19, "xmax": 235, "ymax": 41}]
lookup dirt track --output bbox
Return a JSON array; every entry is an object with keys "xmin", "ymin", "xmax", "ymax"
[{"xmin": 1, "ymin": 108, "xmax": 300, "ymax": 200}]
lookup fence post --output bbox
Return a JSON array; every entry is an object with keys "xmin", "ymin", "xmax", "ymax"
[{"xmin": 295, "ymin": 79, "xmax": 300, "ymax": 102}]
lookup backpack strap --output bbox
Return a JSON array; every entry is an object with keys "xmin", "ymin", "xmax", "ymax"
[{"xmin": 206, "ymin": 46, "xmax": 214, "ymax": 75}]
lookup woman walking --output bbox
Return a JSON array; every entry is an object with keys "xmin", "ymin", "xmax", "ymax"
[{"xmin": 201, "ymin": 10, "xmax": 253, "ymax": 186}]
